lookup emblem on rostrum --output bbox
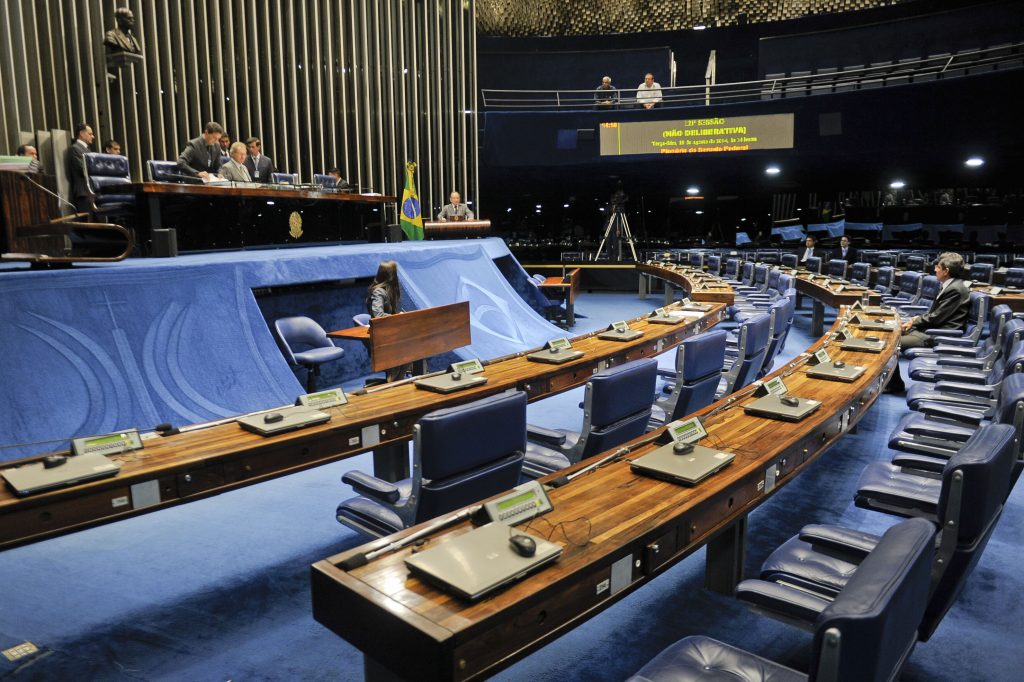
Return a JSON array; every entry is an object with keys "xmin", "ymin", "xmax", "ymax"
[{"xmin": 288, "ymin": 211, "xmax": 303, "ymax": 239}]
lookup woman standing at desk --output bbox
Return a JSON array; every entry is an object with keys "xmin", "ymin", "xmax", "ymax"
[{"xmin": 366, "ymin": 261, "xmax": 407, "ymax": 381}]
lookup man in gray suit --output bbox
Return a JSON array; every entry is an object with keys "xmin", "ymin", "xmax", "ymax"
[
  {"xmin": 219, "ymin": 142, "xmax": 252, "ymax": 182},
  {"xmin": 436, "ymin": 191, "xmax": 474, "ymax": 221},
  {"xmin": 244, "ymin": 137, "xmax": 275, "ymax": 183},
  {"xmin": 67, "ymin": 122, "xmax": 95, "ymax": 212},
  {"xmin": 177, "ymin": 122, "xmax": 224, "ymax": 179}
]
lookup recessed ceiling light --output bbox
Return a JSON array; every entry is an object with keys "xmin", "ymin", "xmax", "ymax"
[
  {"xmin": 693, "ymin": 24, "xmax": 706, "ymax": 30},
  {"xmin": 890, "ymin": 180, "xmax": 905, "ymax": 189},
  {"xmin": 965, "ymin": 157, "xmax": 984, "ymax": 167},
  {"xmin": 686, "ymin": 186, "xmax": 700, "ymax": 195},
  {"xmin": 765, "ymin": 166, "xmax": 781, "ymax": 175},
  {"xmin": 695, "ymin": 210, "xmax": 704, "ymax": 215}
]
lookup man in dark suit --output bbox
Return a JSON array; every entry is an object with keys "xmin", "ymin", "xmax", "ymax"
[
  {"xmin": 797, "ymin": 235, "xmax": 820, "ymax": 265},
  {"xmin": 244, "ymin": 137, "xmax": 275, "ymax": 183},
  {"xmin": 836, "ymin": 235, "xmax": 857, "ymax": 264},
  {"xmin": 177, "ymin": 122, "xmax": 224, "ymax": 179},
  {"xmin": 67, "ymin": 122, "xmax": 95, "ymax": 212},
  {"xmin": 886, "ymin": 252, "xmax": 970, "ymax": 392}
]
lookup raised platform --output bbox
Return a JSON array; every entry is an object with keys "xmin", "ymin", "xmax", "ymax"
[{"xmin": 0, "ymin": 239, "xmax": 562, "ymax": 460}]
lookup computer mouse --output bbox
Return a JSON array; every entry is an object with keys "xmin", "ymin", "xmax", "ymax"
[
  {"xmin": 865, "ymin": 335, "xmax": 880, "ymax": 342},
  {"xmin": 781, "ymin": 395, "xmax": 800, "ymax": 407},
  {"xmin": 451, "ymin": 371, "xmax": 462, "ymax": 381},
  {"xmin": 43, "ymin": 455, "xmax": 67, "ymax": 469},
  {"xmin": 263, "ymin": 412, "xmax": 284, "ymax": 424},
  {"xmin": 672, "ymin": 441, "xmax": 695, "ymax": 455},
  {"xmin": 833, "ymin": 361, "xmax": 846, "ymax": 369},
  {"xmin": 509, "ymin": 534, "xmax": 537, "ymax": 557}
]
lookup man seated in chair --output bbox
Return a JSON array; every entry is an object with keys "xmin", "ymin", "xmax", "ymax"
[{"xmin": 219, "ymin": 142, "xmax": 252, "ymax": 182}]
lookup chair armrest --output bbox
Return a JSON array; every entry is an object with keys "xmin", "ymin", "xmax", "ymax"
[
  {"xmin": 933, "ymin": 381, "xmax": 996, "ymax": 398},
  {"xmin": 797, "ymin": 524, "xmax": 879, "ymax": 558},
  {"xmin": 527, "ymin": 424, "xmax": 568, "ymax": 446},
  {"xmin": 892, "ymin": 453, "xmax": 949, "ymax": 473},
  {"xmin": 657, "ymin": 368, "xmax": 679, "ymax": 379},
  {"xmin": 918, "ymin": 402, "xmax": 986, "ymax": 425},
  {"xmin": 935, "ymin": 357, "xmax": 985, "ymax": 368},
  {"xmin": 925, "ymin": 328, "xmax": 965, "ymax": 338},
  {"xmin": 735, "ymin": 579, "xmax": 830, "ymax": 623},
  {"xmin": 899, "ymin": 305, "xmax": 929, "ymax": 315},
  {"xmin": 935, "ymin": 338, "xmax": 980, "ymax": 349},
  {"xmin": 341, "ymin": 471, "xmax": 400, "ymax": 504},
  {"xmin": 933, "ymin": 369, "xmax": 988, "ymax": 384}
]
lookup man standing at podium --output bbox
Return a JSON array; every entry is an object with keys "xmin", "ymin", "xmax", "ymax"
[{"xmin": 437, "ymin": 191, "xmax": 474, "ymax": 221}]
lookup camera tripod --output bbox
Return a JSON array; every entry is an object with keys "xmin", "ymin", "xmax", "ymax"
[{"xmin": 595, "ymin": 208, "xmax": 637, "ymax": 261}]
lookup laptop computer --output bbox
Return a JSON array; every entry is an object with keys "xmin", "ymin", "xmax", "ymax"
[
  {"xmin": 631, "ymin": 443, "xmax": 735, "ymax": 486},
  {"xmin": 806, "ymin": 361, "xmax": 866, "ymax": 382},
  {"xmin": 853, "ymin": 318, "xmax": 896, "ymax": 332},
  {"xmin": 597, "ymin": 322, "xmax": 643, "ymax": 341},
  {"xmin": 237, "ymin": 406, "xmax": 331, "ymax": 436},
  {"xmin": 404, "ymin": 522, "xmax": 562, "ymax": 601},
  {"xmin": 2, "ymin": 453, "xmax": 121, "ymax": 497},
  {"xmin": 743, "ymin": 394, "xmax": 822, "ymax": 422},
  {"xmin": 414, "ymin": 372, "xmax": 488, "ymax": 393},
  {"xmin": 839, "ymin": 336, "xmax": 886, "ymax": 353},
  {"xmin": 526, "ymin": 346, "xmax": 584, "ymax": 364}
]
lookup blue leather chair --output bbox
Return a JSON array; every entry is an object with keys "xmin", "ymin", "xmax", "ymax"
[
  {"xmin": 651, "ymin": 330, "xmax": 728, "ymax": 427},
  {"xmin": 631, "ymin": 518, "xmax": 935, "ymax": 682},
  {"xmin": 336, "ymin": 391, "xmax": 527, "ymax": 537},
  {"xmin": 273, "ymin": 316, "xmax": 345, "ymax": 392},
  {"xmin": 1004, "ymin": 267, "xmax": 1024, "ymax": 289},
  {"xmin": 905, "ymin": 254, "xmax": 927, "ymax": 272},
  {"xmin": 313, "ymin": 173, "xmax": 337, "ymax": 187},
  {"xmin": 84, "ymin": 152, "xmax": 133, "ymax": 214},
  {"xmin": 888, "ymin": 373, "xmax": 1024, "ymax": 463},
  {"xmin": 352, "ymin": 313, "xmax": 370, "ymax": 327},
  {"xmin": 905, "ymin": 331, "xmax": 1024, "ymax": 411},
  {"xmin": 272, "ymin": 172, "xmax": 299, "ymax": 184},
  {"xmin": 907, "ymin": 303, "xmax": 1011, "ymax": 381},
  {"xmin": 826, "ymin": 258, "xmax": 848, "ymax": 279},
  {"xmin": 757, "ymin": 296, "xmax": 796, "ymax": 378},
  {"xmin": 849, "ymin": 262, "xmax": 870, "ymax": 285},
  {"xmin": 974, "ymin": 254, "xmax": 1000, "ymax": 267},
  {"xmin": 688, "ymin": 252, "xmax": 704, "ymax": 269},
  {"xmin": 737, "ymin": 424, "xmax": 1012, "ymax": 645},
  {"xmin": 904, "ymin": 292, "xmax": 991, "ymax": 362},
  {"xmin": 722, "ymin": 258, "xmax": 742, "ymax": 283},
  {"xmin": 523, "ymin": 358, "xmax": 657, "ymax": 479},
  {"xmin": 148, "ymin": 159, "xmax": 189, "ymax": 182},
  {"xmin": 881, "ymin": 270, "xmax": 923, "ymax": 307},
  {"xmin": 780, "ymin": 253, "xmax": 798, "ymax": 269},
  {"xmin": 969, "ymin": 262, "xmax": 994, "ymax": 284},
  {"xmin": 718, "ymin": 313, "xmax": 771, "ymax": 398},
  {"xmin": 803, "ymin": 255, "xmax": 822, "ymax": 274},
  {"xmin": 873, "ymin": 265, "xmax": 895, "ymax": 296},
  {"xmin": 706, "ymin": 254, "xmax": 721, "ymax": 275},
  {"xmin": 897, "ymin": 274, "xmax": 940, "ymax": 317}
]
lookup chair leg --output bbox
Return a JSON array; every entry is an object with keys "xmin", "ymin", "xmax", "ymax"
[{"xmin": 305, "ymin": 364, "xmax": 318, "ymax": 393}]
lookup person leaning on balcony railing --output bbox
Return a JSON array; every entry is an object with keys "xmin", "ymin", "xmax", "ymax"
[
  {"xmin": 636, "ymin": 73, "xmax": 662, "ymax": 109},
  {"xmin": 594, "ymin": 76, "xmax": 618, "ymax": 109}
]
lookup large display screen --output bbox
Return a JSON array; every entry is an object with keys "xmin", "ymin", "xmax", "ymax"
[{"xmin": 599, "ymin": 113, "xmax": 794, "ymax": 156}]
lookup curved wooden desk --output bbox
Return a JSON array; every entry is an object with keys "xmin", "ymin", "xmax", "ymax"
[
  {"xmin": 311, "ymin": 308, "xmax": 901, "ymax": 682},
  {"xmin": 637, "ymin": 262, "xmax": 735, "ymax": 305},
  {"xmin": 0, "ymin": 303, "xmax": 724, "ymax": 550},
  {"xmin": 790, "ymin": 270, "xmax": 882, "ymax": 336}
]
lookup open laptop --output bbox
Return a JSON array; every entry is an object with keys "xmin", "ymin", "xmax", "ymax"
[
  {"xmin": 416, "ymin": 359, "xmax": 489, "ymax": 393},
  {"xmin": 839, "ymin": 336, "xmax": 886, "ymax": 353},
  {"xmin": 2, "ymin": 453, "xmax": 121, "ymax": 497},
  {"xmin": 527, "ymin": 338, "xmax": 585, "ymax": 364},
  {"xmin": 851, "ymin": 315, "xmax": 897, "ymax": 332},
  {"xmin": 237, "ymin": 406, "xmax": 331, "ymax": 436},
  {"xmin": 744, "ymin": 394, "xmax": 821, "ymax": 422},
  {"xmin": 404, "ymin": 522, "xmax": 562, "ymax": 601},
  {"xmin": 631, "ymin": 442, "xmax": 735, "ymax": 486},
  {"xmin": 597, "ymin": 321, "xmax": 643, "ymax": 341},
  {"xmin": 807, "ymin": 360, "xmax": 866, "ymax": 382}
]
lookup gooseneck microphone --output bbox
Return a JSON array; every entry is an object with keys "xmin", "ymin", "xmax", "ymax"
[{"xmin": 20, "ymin": 173, "xmax": 80, "ymax": 213}]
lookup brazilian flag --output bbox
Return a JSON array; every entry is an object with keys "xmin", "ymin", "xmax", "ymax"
[{"xmin": 399, "ymin": 162, "xmax": 424, "ymax": 240}]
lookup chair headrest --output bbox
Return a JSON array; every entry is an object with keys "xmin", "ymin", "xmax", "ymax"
[
  {"xmin": 418, "ymin": 391, "xmax": 527, "ymax": 481},
  {"xmin": 680, "ymin": 329, "xmax": 728, "ymax": 381},
  {"xmin": 811, "ymin": 517, "xmax": 934, "ymax": 682},
  {"xmin": 85, "ymin": 152, "xmax": 129, "ymax": 177},
  {"xmin": 939, "ymin": 423, "xmax": 1015, "ymax": 540}
]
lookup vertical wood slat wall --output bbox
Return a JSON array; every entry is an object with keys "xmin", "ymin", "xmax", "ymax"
[{"xmin": 0, "ymin": 0, "xmax": 479, "ymax": 218}]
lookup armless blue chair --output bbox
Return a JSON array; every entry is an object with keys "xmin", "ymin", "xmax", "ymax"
[
  {"xmin": 631, "ymin": 517, "xmax": 935, "ymax": 682},
  {"xmin": 336, "ymin": 391, "xmax": 528, "ymax": 537},
  {"xmin": 523, "ymin": 358, "xmax": 657, "ymax": 479},
  {"xmin": 273, "ymin": 316, "xmax": 345, "ymax": 392}
]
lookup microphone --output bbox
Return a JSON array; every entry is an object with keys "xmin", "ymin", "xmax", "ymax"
[{"xmin": 20, "ymin": 173, "xmax": 79, "ymax": 213}]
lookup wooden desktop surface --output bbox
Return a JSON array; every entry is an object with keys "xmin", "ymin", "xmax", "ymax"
[
  {"xmin": 636, "ymin": 263, "xmax": 736, "ymax": 305},
  {"xmin": 0, "ymin": 303, "xmax": 725, "ymax": 550},
  {"xmin": 108, "ymin": 181, "xmax": 395, "ymax": 204},
  {"xmin": 311, "ymin": 308, "xmax": 901, "ymax": 681}
]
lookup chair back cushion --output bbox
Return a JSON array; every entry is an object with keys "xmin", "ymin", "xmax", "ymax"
[
  {"xmin": 781, "ymin": 253, "xmax": 798, "ymax": 268},
  {"xmin": 810, "ymin": 518, "xmax": 934, "ymax": 682},
  {"xmin": 895, "ymin": 271, "xmax": 922, "ymax": 299},
  {"xmin": 827, "ymin": 259, "xmax": 847, "ymax": 278},
  {"xmin": 874, "ymin": 266, "xmax": 894, "ymax": 292},
  {"xmin": 273, "ymin": 316, "xmax": 332, "ymax": 365},
  {"xmin": 671, "ymin": 330, "xmax": 728, "ymax": 421},
  {"xmin": 85, "ymin": 152, "xmax": 131, "ymax": 201},
  {"xmin": 850, "ymin": 262, "xmax": 870, "ymax": 283},
  {"xmin": 969, "ymin": 262, "xmax": 994, "ymax": 283},
  {"xmin": 581, "ymin": 358, "xmax": 658, "ymax": 456},
  {"xmin": 805, "ymin": 256, "xmax": 822, "ymax": 274},
  {"xmin": 915, "ymin": 275, "xmax": 941, "ymax": 307},
  {"xmin": 148, "ymin": 160, "xmax": 181, "ymax": 182},
  {"xmin": 730, "ymin": 313, "xmax": 771, "ymax": 391},
  {"xmin": 1004, "ymin": 267, "xmax": 1024, "ymax": 288},
  {"xmin": 313, "ymin": 173, "xmax": 336, "ymax": 187},
  {"xmin": 689, "ymin": 252, "xmax": 704, "ymax": 268},
  {"xmin": 938, "ymin": 423, "xmax": 1015, "ymax": 542},
  {"xmin": 706, "ymin": 254, "xmax": 721, "ymax": 274}
]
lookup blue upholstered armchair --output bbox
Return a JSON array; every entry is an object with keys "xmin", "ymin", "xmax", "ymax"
[
  {"xmin": 272, "ymin": 316, "xmax": 345, "ymax": 392},
  {"xmin": 84, "ymin": 152, "xmax": 133, "ymax": 215},
  {"xmin": 650, "ymin": 329, "xmax": 728, "ymax": 428},
  {"xmin": 336, "ymin": 391, "xmax": 528, "ymax": 537}
]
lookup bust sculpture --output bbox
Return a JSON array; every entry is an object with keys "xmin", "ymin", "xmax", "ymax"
[{"xmin": 103, "ymin": 7, "xmax": 142, "ymax": 54}]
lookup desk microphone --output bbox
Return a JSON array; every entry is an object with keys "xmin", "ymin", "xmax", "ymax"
[{"xmin": 20, "ymin": 173, "xmax": 79, "ymax": 213}]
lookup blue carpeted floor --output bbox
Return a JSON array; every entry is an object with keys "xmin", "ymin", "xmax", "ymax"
[{"xmin": 1, "ymin": 292, "xmax": 1021, "ymax": 680}]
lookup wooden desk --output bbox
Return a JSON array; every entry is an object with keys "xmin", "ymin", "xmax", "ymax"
[
  {"xmin": 537, "ymin": 268, "xmax": 581, "ymax": 326},
  {"xmin": 423, "ymin": 220, "xmax": 492, "ymax": 239},
  {"xmin": 0, "ymin": 304, "xmax": 724, "ymax": 550},
  {"xmin": 637, "ymin": 263, "xmax": 736, "ymax": 306},
  {"xmin": 106, "ymin": 182, "xmax": 395, "ymax": 251},
  {"xmin": 792, "ymin": 272, "xmax": 881, "ymax": 336},
  {"xmin": 311, "ymin": 310, "xmax": 901, "ymax": 681}
]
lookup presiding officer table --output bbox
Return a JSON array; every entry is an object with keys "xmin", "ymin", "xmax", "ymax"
[
  {"xmin": 105, "ymin": 182, "xmax": 395, "ymax": 251},
  {"xmin": 0, "ymin": 302, "xmax": 724, "ymax": 550},
  {"xmin": 311, "ymin": 306, "xmax": 901, "ymax": 681}
]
